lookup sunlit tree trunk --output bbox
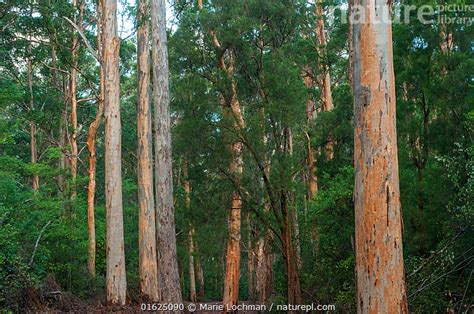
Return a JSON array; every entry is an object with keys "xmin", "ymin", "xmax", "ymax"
[
  {"xmin": 352, "ymin": 0, "xmax": 408, "ymax": 312},
  {"xmin": 151, "ymin": 0, "xmax": 183, "ymax": 305},
  {"xmin": 221, "ymin": 51, "xmax": 245, "ymax": 310},
  {"xmin": 208, "ymin": 27, "xmax": 245, "ymax": 309},
  {"xmin": 85, "ymin": 0, "xmax": 104, "ymax": 278},
  {"xmin": 223, "ymin": 145, "xmax": 243, "ymax": 309},
  {"xmin": 104, "ymin": 0, "xmax": 127, "ymax": 305},
  {"xmin": 137, "ymin": 0, "xmax": 159, "ymax": 301}
]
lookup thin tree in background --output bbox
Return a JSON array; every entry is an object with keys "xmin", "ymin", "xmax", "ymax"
[
  {"xmin": 281, "ymin": 127, "xmax": 302, "ymax": 307},
  {"xmin": 184, "ymin": 160, "xmax": 197, "ymax": 302},
  {"xmin": 104, "ymin": 0, "xmax": 127, "ymax": 305},
  {"xmin": 216, "ymin": 46, "xmax": 245, "ymax": 311},
  {"xmin": 315, "ymin": 0, "xmax": 334, "ymax": 159},
  {"xmin": 137, "ymin": 0, "xmax": 159, "ymax": 301},
  {"xmin": 246, "ymin": 213, "xmax": 254, "ymax": 300},
  {"xmin": 85, "ymin": 0, "xmax": 104, "ymax": 278},
  {"xmin": 27, "ymin": 39, "xmax": 39, "ymax": 191},
  {"xmin": 151, "ymin": 0, "xmax": 182, "ymax": 305},
  {"xmin": 193, "ymin": 242, "xmax": 205, "ymax": 299},
  {"xmin": 351, "ymin": 0, "xmax": 408, "ymax": 312},
  {"xmin": 69, "ymin": 0, "xmax": 83, "ymax": 199},
  {"xmin": 304, "ymin": 65, "xmax": 318, "ymax": 198},
  {"xmin": 254, "ymin": 107, "xmax": 273, "ymax": 306}
]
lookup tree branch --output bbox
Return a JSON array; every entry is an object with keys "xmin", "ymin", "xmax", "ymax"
[
  {"xmin": 29, "ymin": 220, "xmax": 52, "ymax": 267},
  {"xmin": 63, "ymin": 17, "xmax": 100, "ymax": 64}
]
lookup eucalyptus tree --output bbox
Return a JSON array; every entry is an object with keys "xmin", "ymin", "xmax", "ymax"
[
  {"xmin": 103, "ymin": 0, "xmax": 127, "ymax": 305},
  {"xmin": 351, "ymin": 0, "xmax": 408, "ymax": 312}
]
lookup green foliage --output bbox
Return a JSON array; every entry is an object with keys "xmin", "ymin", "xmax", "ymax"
[{"xmin": 0, "ymin": 0, "xmax": 472, "ymax": 311}]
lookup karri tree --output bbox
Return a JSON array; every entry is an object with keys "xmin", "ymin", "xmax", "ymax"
[
  {"xmin": 137, "ymin": 0, "xmax": 159, "ymax": 301},
  {"xmin": 351, "ymin": 0, "xmax": 408, "ymax": 312},
  {"xmin": 151, "ymin": 0, "xmax": 183, "ymax": 305},
  {"xmin": 104, "ymin": 0, "xmax": 127, "ymax": 305}
]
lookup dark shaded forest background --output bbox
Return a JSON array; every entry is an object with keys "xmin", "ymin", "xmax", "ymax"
[{"xmin": 0, "ymin": 0, "xmax": 473, "ymax": 312}]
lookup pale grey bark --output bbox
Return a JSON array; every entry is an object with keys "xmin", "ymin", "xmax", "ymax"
[
  {"xmin": 151, "ymin": 0, "xmax": 183, "ymax": 305},
  {"xmin": 104, "ymin": 0, "xmax": 127, "ymax": 305}
]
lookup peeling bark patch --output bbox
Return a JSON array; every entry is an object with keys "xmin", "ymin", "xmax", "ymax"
[
  {"xmin": 386, "ymin": 185, "xmax": 390, "ymax": 227},
  {"xmin": 360, "ymin": 85, "xmax": 372, "ymax": 107}
]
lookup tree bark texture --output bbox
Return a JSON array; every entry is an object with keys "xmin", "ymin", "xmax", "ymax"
[
  {"xmin": 104, "ymin": 0, "xmax": 127, "ymax": 305},
  {"xmin": 137, "ymin": 0, "xmax": 159, "ymax": 301},
  {"xmin": 151, "ymin": 0, "xmax": 183, "ymax": 305},
  {"xmin": 352, "ymin": 0, "xmax": 408, "ymax": 312},
  {"xmin": 221, "ymin": 50, "xmax": 245, "ymax": 310},
  {"xmin": 85, "ymin": 0, "xmax": 104, "ymax": 278}
]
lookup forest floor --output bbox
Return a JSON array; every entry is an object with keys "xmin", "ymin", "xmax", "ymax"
[
  {"xmin": 23, "ymin": 297, "xmax": 261, "ymax": 313},
  {"xmin": 18, "ymin": 275, "xmax": 261, "ymax": 313}
]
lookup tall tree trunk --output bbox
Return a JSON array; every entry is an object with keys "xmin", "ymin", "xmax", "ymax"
[
  {"xmin": 137, "ymin": 0, "xmax": 159, "ymax": 301},
  {"xmin": 254, "ymin": 108, "xmax": 273, "ymax": 305},
  {"xmin": 104, "ymin": 0, "xmax": 127, "ymax": 305},
  {"xmin": 221, "ymin": 51, "xmax": 245, "ymax": 310},
  {"xmin": 206, "ymin": 7, "xmax": 245, "ymax": 307},
  {"xmin": 315, "ymin": 0, "xmax": 334, "ymax": 159},
  {"xmin": 151, "ymin": 0, "xmax": 182, "ymax": 305},
  {"xmin": 209, "ymin": 28, "xmax": 245, "ymax": 309},
  {"xmin": 69, "ymin": 0, "xmax": 83, "ymax": 199},
  {"xmin": 85, "ymin": 0, "xmax": 104, "ymax": 278},
  {"xmin": 28, "ymin": 46, "xmax": 39, "ymax": 191},
  {"xmin": 352, "ymin": 0, "xmax": 408, "ymax": 312}
]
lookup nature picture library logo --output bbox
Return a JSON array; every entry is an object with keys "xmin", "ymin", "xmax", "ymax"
[
  {"xmin": 329, "ymin": 3, "xmax": 474, "ymax": 26},
  {"xmin": 435, "ymin": 4, "xmax": 474, "ymax": 26}
]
